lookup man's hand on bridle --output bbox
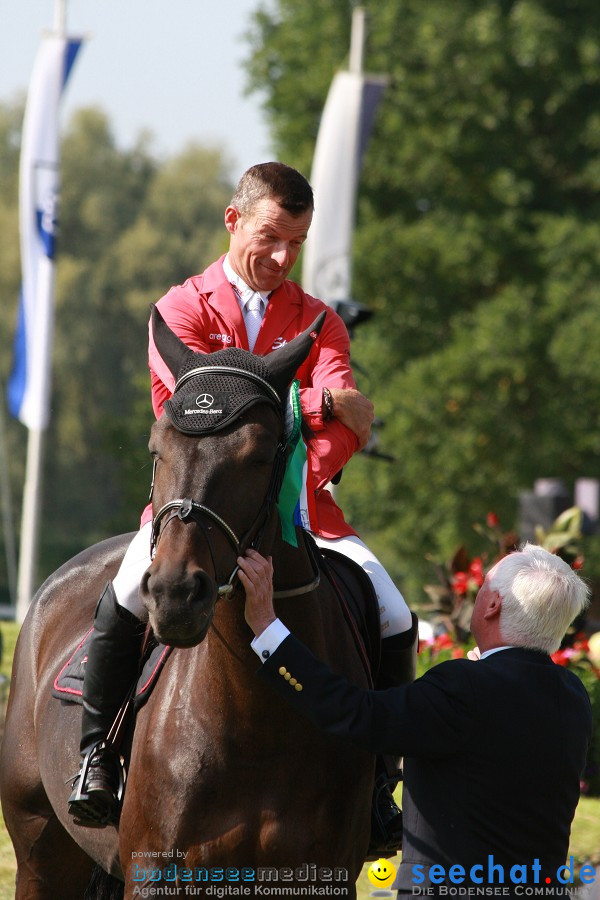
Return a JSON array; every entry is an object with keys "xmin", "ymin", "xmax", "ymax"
[{"xmin": 239, "ymin": 549, "xmax": 276, "ymax": 638}]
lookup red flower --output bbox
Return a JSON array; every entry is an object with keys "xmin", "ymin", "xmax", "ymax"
[
  {"xmin": 452, "ymin": 647, "xmax": 465, "ymax": 659},
  {"xmin": 469, "ymin": 557, "xmax": 485, "ymax": 586},
  {"xmin": 435, "ymin": 633, "xmax": 454, "ymax": 650},
  {"xmin": 572, "ymin": 556, "xmax": 584, "ymax": 570},
  {"xmin": 486, "ymin": 512, "xmax": 499, "ymax": 528},
  {"xmin": 451, "ymin": 572, "xmax": 469, "ymax": 594},
  {"xmin": 551, "ymin": 649, "xmax": 570, "ymax": 667}
]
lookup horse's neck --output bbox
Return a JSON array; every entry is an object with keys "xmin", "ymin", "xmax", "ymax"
[{"xmin": 272, "ymin": 528, "xmax": 318, "ymax": 594}]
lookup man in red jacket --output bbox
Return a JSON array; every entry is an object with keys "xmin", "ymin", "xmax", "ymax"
[{"xmin": 69, "ymin": 163, "xmax": 417, "ymax": 848}]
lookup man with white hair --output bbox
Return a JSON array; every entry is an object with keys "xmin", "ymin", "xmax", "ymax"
[{"xmin": 240, "ymin": 543, "xmax": 593, "ymax": 895}]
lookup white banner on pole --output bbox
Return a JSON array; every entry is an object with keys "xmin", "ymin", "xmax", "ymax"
[
  {"xmin": 8, "ymin": 34, "xmax": 82, "ymax": 431},
  {"xmin": 302, "ymin": 70, "xmax": 386, "ymax": 303}
]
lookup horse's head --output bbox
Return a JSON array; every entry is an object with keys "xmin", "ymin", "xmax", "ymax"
[{"xmin": 140, "ymin": 305, "xmax": 325, "ymax": 647}]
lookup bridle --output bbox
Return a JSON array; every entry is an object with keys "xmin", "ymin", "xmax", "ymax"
[
  {"xmin": 149, "ymin": 438, "xmax": 288, "ymax": 597},
  {"xmin": 149, "ymin": 363, "xmax": 292, "ymax": 597}
]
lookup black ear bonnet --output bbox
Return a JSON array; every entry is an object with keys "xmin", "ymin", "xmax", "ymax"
[{"xmin": 163, "ymin": 349, "xmax": 282, "ymax": 435}]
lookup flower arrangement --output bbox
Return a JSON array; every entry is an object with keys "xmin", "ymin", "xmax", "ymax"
[
  {"xmin": 418, "ymin": 508, "xmax": 600, "ymax": 796},
  {"xmin": 552, "ymin": 633, "xmax": 600, "ymax": 796},
  {"xmin": 421, "ymin": 511, "xmax": 518, "ymax": 647}
]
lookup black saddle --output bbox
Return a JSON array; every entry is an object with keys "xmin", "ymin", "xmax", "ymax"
[{"xmin": 317, "ymin": 545, "xmax": 382, "ymax": 687}]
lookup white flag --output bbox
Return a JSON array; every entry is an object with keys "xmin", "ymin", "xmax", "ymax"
[
  {"xmin": 302, "ymin": 70, "xmax": 386, "ymax": 303},
  {"xmin": 8, "ymin": 34, "xmax": 82, "ymax": 431}
]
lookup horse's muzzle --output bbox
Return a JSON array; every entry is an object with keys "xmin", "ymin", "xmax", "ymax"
[{"xmin": 140, "ymin": 565, "xmax": 218, "ymax": 647}]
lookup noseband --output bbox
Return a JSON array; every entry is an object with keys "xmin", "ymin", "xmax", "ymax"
[{"xmin": 150, "ymin": 497, "xmax": 243, "ymax": 596}]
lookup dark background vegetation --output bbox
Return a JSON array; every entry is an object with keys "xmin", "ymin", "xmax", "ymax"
[{"xmin": 1, "ymin": 0, "xmax": 600, "ymax": 608}]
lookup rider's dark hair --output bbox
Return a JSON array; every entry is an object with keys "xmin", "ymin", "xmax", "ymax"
[{"xmin": 231, "ymin": 162, "xmax": 314, "ymax": 218}]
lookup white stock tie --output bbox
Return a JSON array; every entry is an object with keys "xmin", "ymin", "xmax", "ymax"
[{"xmin": 245, "ymin": 294, "xmax": 264, "ymax": 352}]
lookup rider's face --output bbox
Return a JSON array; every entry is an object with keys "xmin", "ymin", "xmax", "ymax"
[{"xmin": 225, "ymin": 198, "xmax": 312, "ymax": 293}]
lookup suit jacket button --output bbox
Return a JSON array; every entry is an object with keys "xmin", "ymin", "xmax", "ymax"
[
  {"xmin": 289, "ymin": 678, "xmax": 297, "ymax": 686},
  {"xmin": 295, "ymin": 683, "xmax": 303, "ymax": 691},
  {"xmin": 279, "ymin": 666, "xmax": 287, "ymax": 676}
]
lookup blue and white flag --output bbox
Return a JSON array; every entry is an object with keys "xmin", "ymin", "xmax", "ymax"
[{"xmin": 8, "ymin": 34, "xmax": 82, "ymax": 430}]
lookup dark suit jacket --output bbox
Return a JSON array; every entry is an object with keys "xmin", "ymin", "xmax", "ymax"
[{"xmin": 260, "ymin": 638, "xmax": 592, "ymax": 895}]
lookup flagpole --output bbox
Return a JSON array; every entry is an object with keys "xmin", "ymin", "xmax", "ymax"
[
  {"xmin": 15, "ymin": 434, "xmax": 44, "ymax": 622},
  {"xmin": 54, "ymin": 0, "xmax": 67, "ymax": 34},
  {"xmin": 0, "ymin": 383, "xmax": 17, "ymax": 608},
  {"xmin": 349, "ymin": 6, "xmax": 366, "ymax": 75},
  {"xmin": 14, "ymin": 0, "xmax": 71, "ymax": 623}
]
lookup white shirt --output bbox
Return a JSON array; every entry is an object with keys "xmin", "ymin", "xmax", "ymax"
[
  {"xmin": 251, "ymin": 619, "xmax": 290, "ymax": 662},
  {"xmin": 223, "ymin": 254, "xmax": 271, "ymax": 316},
  {"xmin": 480, "ymin": 646, "xmax": 515, "ymax": 659}
]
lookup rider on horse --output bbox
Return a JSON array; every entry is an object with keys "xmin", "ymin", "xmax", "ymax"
[{"xmin": 68, "ymin": 162, "xmax": 418, "ymax": 854}]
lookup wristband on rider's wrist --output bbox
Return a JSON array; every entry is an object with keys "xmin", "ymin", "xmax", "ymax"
[{"xmin": 322, "ymin": 387, "xmax": 334, "ymax": 422}]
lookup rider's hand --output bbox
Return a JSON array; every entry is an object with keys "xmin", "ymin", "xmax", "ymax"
[
  {"xmin": 328, "ymin": 388, "xmax": 374, "ymax": 450},
  {"xmin": 239, "ymin": 549, "xmax": 276, "ymax": 638}
]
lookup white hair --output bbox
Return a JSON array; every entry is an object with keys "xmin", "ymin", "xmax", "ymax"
[{"xmin": 489, "ymin": 543, "xmax": 590, "ymax": 654}]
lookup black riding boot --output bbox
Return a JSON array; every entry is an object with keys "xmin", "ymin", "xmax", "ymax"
[
  {"xmin": 368, "ymin": 612, "xmax": 419, "ymax": 858},
  {"xmin": 67, "ymin": 581, "xmax": 145, "ymax": 827}
]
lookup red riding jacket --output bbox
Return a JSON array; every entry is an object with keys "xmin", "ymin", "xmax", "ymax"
[{"xmin": 146, "ymin": 257, "xmax": 359, "ymax": 539}]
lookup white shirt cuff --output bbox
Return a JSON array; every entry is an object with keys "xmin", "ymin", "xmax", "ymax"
[{"xmin": 251, "ymin": 619, "xmax": 290, "ymax": 662}]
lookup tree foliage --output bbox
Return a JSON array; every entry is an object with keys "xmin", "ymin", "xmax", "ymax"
[
  {"xmin": 0, "ymin": 102, "xmax": 233, "ymax": 595},
  {"xmin": 2, "ymin": 0, "xmax": 600, "ymax": 607},
  {"xmin": 245, "ymin": 0, "xmax": 600, "ymax": 597}
]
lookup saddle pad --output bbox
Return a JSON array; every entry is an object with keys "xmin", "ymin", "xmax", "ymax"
[
  {"xmin": 52, "ymin": 629, "xmax": 172, "ymax": 711},
  {"xmin": 318, "ymin": 546, "xmax": 381, "ymax": 686}
]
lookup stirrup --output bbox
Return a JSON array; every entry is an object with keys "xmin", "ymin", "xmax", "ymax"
[
  {"xmin": 366, "ymin": 771, "xmax": 403, "ymax": 861},
  {"xmin": 67, "ymin": 741, "xmax": 126, "ymax": 827}
]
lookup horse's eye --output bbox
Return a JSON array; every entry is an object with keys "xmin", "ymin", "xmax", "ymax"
[{"xmin": 249, "ymin": 454, "xmax": 273, "ymax": 467}]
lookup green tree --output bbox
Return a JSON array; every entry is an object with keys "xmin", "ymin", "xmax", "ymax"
[
  {"xmin": 0, "ymin": 102, "xmax": 235, "ymax": 591},
  {"xmin": 245, "ymin": 0, "xmax": 600, "ymax": 599}
]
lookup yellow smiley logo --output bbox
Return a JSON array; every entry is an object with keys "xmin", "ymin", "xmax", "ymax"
[{"xmin": 367, "ymin": 858, "xmax": 397, "ymax": 889}]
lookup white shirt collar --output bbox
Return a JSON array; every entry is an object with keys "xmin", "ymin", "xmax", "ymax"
[
  {"xmin": 480, "ymin": 645, "xmax": 515, "ymax": 660},
  {"xmin": 223, "ymin": 254, "xmax": 270, "ymax": 308}
]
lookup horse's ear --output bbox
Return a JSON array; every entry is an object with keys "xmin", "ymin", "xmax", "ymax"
[
  {"xmin": 150, "ymin": 304, "xmax": 202, "ymax": 379},
  {"xmin": 263, "ymin": 311, "xmax": 327, "ymax": 399}
]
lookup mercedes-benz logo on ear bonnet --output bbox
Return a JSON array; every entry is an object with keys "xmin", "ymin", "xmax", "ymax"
[{"xmin": 196, "ymin": 393, "xmax": 214, "ymax": 408}]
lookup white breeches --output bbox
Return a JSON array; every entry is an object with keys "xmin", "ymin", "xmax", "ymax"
[
  {"xmin": 112, "ymin": 523, "xmax": 412, "ymax": 638},
  {"xmin": 112, "ymin": 521, "xmax": 153, "ymax": 618}
]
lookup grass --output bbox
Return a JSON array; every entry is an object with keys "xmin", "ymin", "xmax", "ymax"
[
  {"xmin": 0, "ymin": 620, "xmax": 599, "ymax": 898},
  {"xmin": 0, "ymin": 621, "xmax": 20, "ymax": 900}
]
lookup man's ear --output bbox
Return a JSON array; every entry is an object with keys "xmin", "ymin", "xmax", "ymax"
[
  {"xmin": 224, "ymin": 205, "xmax": 240, "ymax": 235},
  {"xmin": 484, "ymin": 592, "xmax": 502, "ymax": 620}
]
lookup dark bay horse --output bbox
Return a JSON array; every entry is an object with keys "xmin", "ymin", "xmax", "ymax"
[{"xmin": 0, "ymin": 309, "xmax": 374, "ymax": 899}]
